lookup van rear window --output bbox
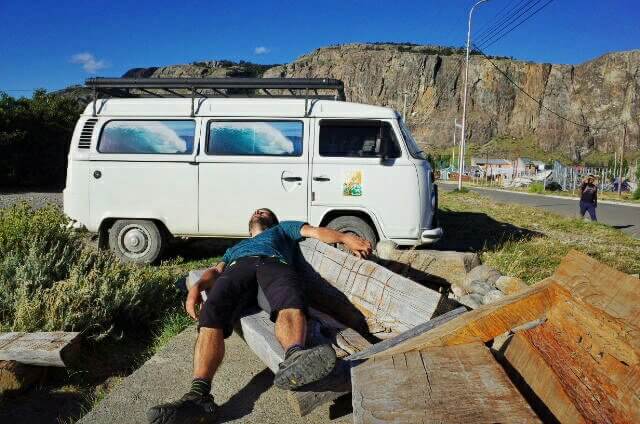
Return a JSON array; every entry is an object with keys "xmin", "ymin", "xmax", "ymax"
[
  {"xmin": 98, "ymin": 120, "xmax": 195, "ymax": 154},
  {"xmin": 207, "ymin": 121, "xmax": 303, "ymax": 156},
  {"xmin": 319, "ymin": 120, "xmax": 401, "ymax": 158}
]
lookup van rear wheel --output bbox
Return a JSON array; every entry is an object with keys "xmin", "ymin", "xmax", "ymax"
[
  {"xmin": 108, "ymin": 219, "xmax": 165, "ymax": 264},
  {"xmin": 326, "ymin": 216, "xmax": 377, "ymax": 252}
]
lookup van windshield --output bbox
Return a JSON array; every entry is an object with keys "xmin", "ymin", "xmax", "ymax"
[{"xmin": 399, "ymin": 120, "xmax": 427, "ymax": 160}]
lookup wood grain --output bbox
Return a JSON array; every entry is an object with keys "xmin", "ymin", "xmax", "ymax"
[
  {"xmin": 351, "ymin": 342, "xmax": 540, "ymax": 423},
  {"xmin": 0, "ymin": 332, "xmax": 80, "ymax": 367}
]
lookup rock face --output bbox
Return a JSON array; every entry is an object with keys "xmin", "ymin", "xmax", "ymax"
[{"xmin": 264, "ymin": 44, "xmax": 640, "ymax": 158}]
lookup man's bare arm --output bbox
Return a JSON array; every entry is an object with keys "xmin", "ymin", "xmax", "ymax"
[
  {"xmin": 300, "ymin": 224, "xmax": 372, "ymax": 258},
  {"xmin": 186, "ymin": 262, "xmax": 225, "ymax": 320}
]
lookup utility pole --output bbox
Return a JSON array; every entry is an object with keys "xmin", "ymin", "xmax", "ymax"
[
  {"xmin": 402, "ymin": 91, "xmax": 408, "ymax": 121},
  {"xmin": 452, "ymin": 119, "xmax": 457, "ymax": 170},
  {"xmin": 458, "ymin": 0, "xmax": 491, "ymax": 191},
  {"xmin": 618, "ymin": 125, "xmax": 626, "ymax": 196}
]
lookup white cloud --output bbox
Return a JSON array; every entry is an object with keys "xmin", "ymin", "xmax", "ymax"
[
  {"xmin": 254, "ymin": 46, "xmax": 270, "ymax": 55},
  {"xmin": 70, "ymin": 52, "xmax": 108, "ymax": 73}
]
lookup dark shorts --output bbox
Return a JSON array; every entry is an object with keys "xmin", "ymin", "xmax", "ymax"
[
  {"xmin": 579, "ymin": 200, "xmax": 597, "ymax": 221},
  {"xmin": 198, "ymin": 256, "xmax": 307, "ymax": 338}
]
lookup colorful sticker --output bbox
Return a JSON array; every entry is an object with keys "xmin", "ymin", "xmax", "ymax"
[{"xmin": 343, "ymin": 170, "xmax": 363, "ymax": 196}]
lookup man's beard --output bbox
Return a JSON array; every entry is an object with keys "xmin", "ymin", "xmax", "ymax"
[{"xmin": 250, "ymin": 215, "xmax": 275, "ymax": 232}]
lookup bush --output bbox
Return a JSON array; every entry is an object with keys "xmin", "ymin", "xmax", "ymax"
[
  {"xmin": 0, "ymin": 90, "xmax": 83, "ymax": 189},
  {"xmin": 528, "ymin": 182, "xmax": 545, "ymax": 193},
  {"xmin": 0, "ymin": 204, "xmax": 182, "ymax": 339}
]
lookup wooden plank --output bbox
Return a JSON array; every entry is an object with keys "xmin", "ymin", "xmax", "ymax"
[
  {"xmin": 298, "ymin": 240, "xmax": 444, "ymax": 335},
  {"xmin": 0, "ymin": 332, "xmax": 80, "ymax": 367},
  {"xmin": 503, "ymin": 298, "xmax": 640, "ymax": 424},
  {"xmin": 347, "ymin": 306, "xmax": 466, "ymax": 361},
  {"xmin": 373, "ymin": 278, "xmax": 569, "ymax": 356},
  {"xmin": 552, "ymin": 249, "xmax": 640, "ymax": 329},
  {"xmin": 351, "ymin": 342, "xmax": 540, "ymax": 423}
]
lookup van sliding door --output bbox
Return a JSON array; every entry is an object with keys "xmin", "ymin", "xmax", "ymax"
[{"xmin": 197, "ymin": 119, "xmax": 309, "ymax": 237}]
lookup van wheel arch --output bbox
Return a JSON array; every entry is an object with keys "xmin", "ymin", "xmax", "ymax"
[{"xmin": 319, "ymin": 211, "xmax": 379, "ymax": 248}]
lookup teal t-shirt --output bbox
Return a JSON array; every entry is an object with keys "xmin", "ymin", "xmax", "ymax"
[{"xmin": 222, "ymin": 221, "xmax": 306, "ymax": 265}]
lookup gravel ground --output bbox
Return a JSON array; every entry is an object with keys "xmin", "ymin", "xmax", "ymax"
[{"xmin": 0, "ymin": 191, "xmax": 63, "ymax": 209}]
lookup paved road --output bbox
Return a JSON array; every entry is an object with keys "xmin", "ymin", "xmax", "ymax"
[{"xmin": 439, "ymin": 182, "xmax": 640, "ymax": 239}]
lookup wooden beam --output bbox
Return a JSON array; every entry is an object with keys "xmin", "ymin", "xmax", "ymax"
[
  {"xmin": 372, "ymin": 278, "xmax": 569, "ymax": 356},
  {"xmin": 351, "ymin": 342, "xmax": 540, "ymax": 423},
  {"xmin": 503, "ymin": 298, "xmax": 640, "ymax": 424},
  {"xmin": 0, "ymin": 332, "xmax": 80, "ymax": 367},
  {"xmin": 298, "ymin": 239, "xmax": 443, "ymax": 335}
]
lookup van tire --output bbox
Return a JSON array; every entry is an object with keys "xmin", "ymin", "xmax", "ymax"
[
  {"xmin": 326, "ymin": 216, "xmax": 377, "ymax": 251},
  {"xmin": 108, "ymin": 219, "xmax": 164, "ymax": 264}
]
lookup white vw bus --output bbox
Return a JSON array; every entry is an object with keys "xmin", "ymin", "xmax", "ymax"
[{"xmin": 63, "ymin": 78, "xmax": 442, "ymax": 263}]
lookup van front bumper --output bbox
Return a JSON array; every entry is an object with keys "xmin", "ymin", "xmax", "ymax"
[{"xmin": 420, "ymin": 227, "xmax": 443, "ymax": 244}]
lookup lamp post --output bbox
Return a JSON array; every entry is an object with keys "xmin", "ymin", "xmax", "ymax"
[{"xmin": 458, "ymin": 0, "xmax": 491, "ymax": 190}]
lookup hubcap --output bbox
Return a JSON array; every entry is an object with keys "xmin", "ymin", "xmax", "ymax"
[{"xmin": 118, "ymin": 225, "xmax": 151, "ymax": 258}]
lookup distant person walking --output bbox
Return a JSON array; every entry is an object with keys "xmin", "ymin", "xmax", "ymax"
[{"xmin": 579, "ymin": 175, "xmax": 598, "ymax": 221}]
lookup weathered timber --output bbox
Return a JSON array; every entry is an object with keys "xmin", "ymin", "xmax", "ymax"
[
  {"xmin": 347, "ymin": 306, "xmax": 466, "ymax": 361},
  {"xmin": 297, "ymin": 239, "xmax": 444, "ymax": 335},
  {"xmin": 372, "ymin": 278, "xmax": 569, "ymax": 356},
  {"xmin": 0, "ymin": 332, "xmax": 80, "ymax": 367},
  {"xmin": 552, "ymin": 249, "xmax": 640, "ymax": 331},
  {"xmin": 291, "ymin": 307, "xmax": 467, "ymax": 416},
  {"xmin": 503, "ymin": 297, "xmax": 640, "ymax": 424},
  {"xmin": 351, "ymin": 342, "xmax": 540, "ymax": 424},
  {"xmin": 0, "ymin": 360, "xmax": 45, "ymax": 394}
]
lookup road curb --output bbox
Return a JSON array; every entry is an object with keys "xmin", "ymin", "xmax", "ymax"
[{"xmin": 438, "ymin": 182, "xmax": 640, "ymax": 209}]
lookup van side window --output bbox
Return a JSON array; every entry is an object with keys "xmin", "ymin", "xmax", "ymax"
[
  {"xmin": 208, "ymin": 121, "xmax": 303, "ymax": 156},
  {"xmin": 98, "ymin": 120, "xmax": 195, "ymax": 154},
  {"xmin": 319, "ymin": 120, "xmax": 401, "ymax": 158}
]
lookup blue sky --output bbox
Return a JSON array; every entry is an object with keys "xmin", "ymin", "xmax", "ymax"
[{"xmin": 1, "ymin": 0, "xmax": 638, "ymax": 95}]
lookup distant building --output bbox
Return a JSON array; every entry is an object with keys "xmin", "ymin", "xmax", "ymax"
[{"xmin": 515, "ymin": 157, "xmax": 545, "ymax": 175}]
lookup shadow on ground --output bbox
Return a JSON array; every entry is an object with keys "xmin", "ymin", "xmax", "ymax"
[
  {"xmin": 0, "ymin": 331, "xmax": 157, "ymax": 424},
  {"xmin": 427, "ymin": 209, "xmax": 543, "ymax": 252}
]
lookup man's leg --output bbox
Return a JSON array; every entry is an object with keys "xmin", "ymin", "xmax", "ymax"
[
  {"xmin": 256, "ymin": 259, "xmax": 336, "ymax": 390},
  {"xmin": 193, "ymin": 327, "xmax": 225, "ymax": 381},
  {"xmin": 274, "ymin": 308, "xmax": 306, "ymax": 351},
  {"xmin": 587, "ymin": 204, "xmax": 597, "ymax": 221}
]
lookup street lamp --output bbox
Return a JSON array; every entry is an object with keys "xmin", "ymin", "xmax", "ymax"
[{"xmin": 458, "ymin": 0, "xmax": 491, "ymax": 190}]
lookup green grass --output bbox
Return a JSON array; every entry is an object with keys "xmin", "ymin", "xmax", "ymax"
[
  {"xmin": 527, "ymin": 182, "xmax": 545, "ymax": 193},
  {"xmin": 439, "ymin": 190, "xmax": 640, "ymax": 284},
  {"xmin": 150, "ymin": 311, "xmax": 195, "ymax": 354}
]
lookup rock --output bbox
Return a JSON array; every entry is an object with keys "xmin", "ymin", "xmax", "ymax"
[
  {"xmin": 463, "ymin": 265, "xmax": 502, "ymax": 290},
  {"xmin": 458, "ymin": 293, "xmax": 484, "ymax": 310},
  {"xmin": 375, "ymin": 240, "xmax": 399, "ymax": 261},
  {"xmin": 492, "ymin": 332, "xmax": 512, "ymax": 353},
  {"xmin": 450, "ymin": 284, "xmax": 466, "ymax": 298},
  {"xmin": 0, "ymin": 361, "xmax": 45, "ymax": 394},
  {"xmin": 384, "ymin": 249, "xmax": 480, "ymax": 287},
  {"xmin": 482, "ymin": 289, "xmax": 506, "ymax": 305},
  {"xmin": 495, "ymin": 276, "xmax": 529, "ymax": 295},
  {"xmin": 468, "ymin": 281, "xmax": 492, "ymax": 296}
]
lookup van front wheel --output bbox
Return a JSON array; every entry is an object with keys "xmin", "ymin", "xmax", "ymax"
[
  {"xmin": 326, "ymin": 216, "xmax": 377, "ymax": 251},
  {"xmin": 108, "ymin": 219, "xmax": 164, "ymax": 264}
]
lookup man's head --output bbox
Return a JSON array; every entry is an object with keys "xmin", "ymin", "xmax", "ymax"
[
  {"xmin": 249, "ymin": 208, "xmax": 279, "ymax": 236},
  {"xmin": 587, "ymin": 175, "xmax": 596, "ymax": 184}
]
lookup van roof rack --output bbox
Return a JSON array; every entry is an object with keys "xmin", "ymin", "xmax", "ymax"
[{"xmin": 85, "ymin": 77, "xmax": 346, "ymax": 116}]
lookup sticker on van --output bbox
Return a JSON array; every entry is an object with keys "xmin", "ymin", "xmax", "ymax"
[{"xmin": 343, "ymin": 170, "xmax": 363, "ymax": 196}]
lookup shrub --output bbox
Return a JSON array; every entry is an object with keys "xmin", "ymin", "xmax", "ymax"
[
  {"xmin": 528, "ymin": 182, "xmax": 545, "ymax": 193},
  {"xmin": 0, "ymin": 204, "xmax": 182, "ymax": 339}
]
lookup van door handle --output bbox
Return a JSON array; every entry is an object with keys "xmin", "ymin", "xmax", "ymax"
[
  {"xmin": 282, "ymin": 176, "xmax": 302, "ymax": 182},
  {"xmin": 313, "ymin": 176, "xmax": 331, "ymax": 182}
]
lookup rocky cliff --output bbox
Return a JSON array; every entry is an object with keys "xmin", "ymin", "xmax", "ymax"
[{"xmin": 122, "ymin": 44, "xmax": 639, "ymax": 159}]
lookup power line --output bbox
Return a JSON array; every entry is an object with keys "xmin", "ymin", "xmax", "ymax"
[
  {"xmin": 477, "ymin": 0, "xmax": 555, "ymax": 50},
  {"xmin": 474, "ymin": 0, "xmax": 536, "ymax": 45}
]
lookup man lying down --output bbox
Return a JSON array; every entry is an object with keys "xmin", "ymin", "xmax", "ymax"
[{"xmin": 148, "ymin": 208, "xmax": 372, "ymax": 423}]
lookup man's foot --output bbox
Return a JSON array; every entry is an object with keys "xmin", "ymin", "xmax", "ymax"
[
  {"xmin": 147, "ymin": 392, "xmax": 217, "ymax": 424},
  {"xmin": 274, "ymin": 344, "xmax": 337, "ymax": 390}
]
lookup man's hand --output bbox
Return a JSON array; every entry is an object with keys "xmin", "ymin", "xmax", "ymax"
[
  {"xmin": 341, "ymin": 232, "xmax": 372, "ymax": 258},
  {"xmin": 185, "ymin": 284, "xmax": 203, "ymax": 320},
  {"xmin": 301, "ymin": 225, "xmax": 372, "ymax": 258},
  {"xmin": 185, "ymin": 263, "xmax": 225, "ymax": 320}
]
